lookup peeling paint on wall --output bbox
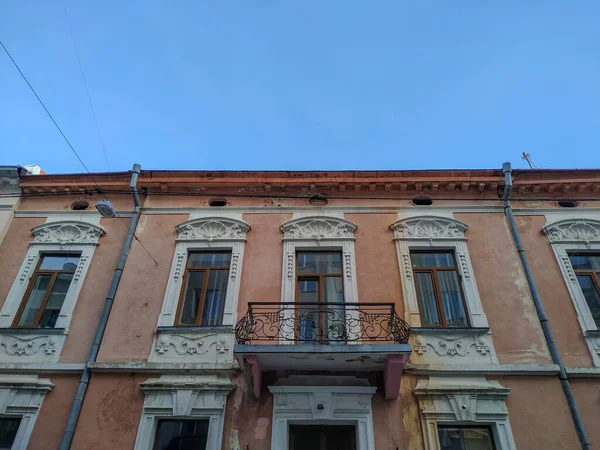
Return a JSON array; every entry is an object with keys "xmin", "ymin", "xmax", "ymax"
[{"xmin": 229, "ymin": 429, "xmax": 240, "ymax": 450}]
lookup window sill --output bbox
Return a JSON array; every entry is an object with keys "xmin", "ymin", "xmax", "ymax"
[
  {"xmin": 411, "ymin": 327, "xmax": 490, "ymax": 334},
  {"xmin": 156, "ymin": 325, "xmax": 234, "ymax": 334},
  {"xmin": 585, "ymin": 330, "xmax": 600, "ymax": 337},
  {"xmin": 0, "ymin": 327, "xmax": 66, "ymax": 335}
]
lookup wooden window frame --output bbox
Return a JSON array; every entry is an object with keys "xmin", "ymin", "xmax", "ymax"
[
  {"xmin": 568, "ymin": 253, "xmax": 600, "ymax": 326},
  {"xmin": 411, "ymin": 250, "xmax": 470, "ymax": 328},
  {"xmin": 12, "ymin": 254, "xmax": 79, "ymax": 329},
  {"xmin": 295, "ymin": 251, "xmax": 344, "ymax": 343},
  {"xmin": 174, "ymin": 251, "xmax": 231, "ymax": 327}
]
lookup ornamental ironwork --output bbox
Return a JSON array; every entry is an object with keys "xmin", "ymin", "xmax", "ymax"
[{"xmin": 235, "ymin": 302, "xmax": 410, "ymax": 345}]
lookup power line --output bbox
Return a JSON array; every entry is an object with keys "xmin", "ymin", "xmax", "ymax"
[
  {"xmin": 0, "ymin": 39, "xmax": 158, "ymax": 266},
  {"xmin": 64, "ymin": 7, "xmax": 111, "ymax": 171}
]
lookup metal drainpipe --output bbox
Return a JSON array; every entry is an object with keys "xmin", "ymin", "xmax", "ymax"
[
  {"xmin": 501, "ymin": 162, "xmax": 591, "ymax": 450},
  {"xmin": 59, "ymin": 163, "xmax": 142, "ymax": 450}
]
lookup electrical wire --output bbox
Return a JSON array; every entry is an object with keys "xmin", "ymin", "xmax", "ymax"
[
  {"xmin": 0, "ymin": 39, "xmax": 158, "ymax": 266},
  {"xmin": 64, "ymin": 7, "xmax": 111, "ymax": 171}
]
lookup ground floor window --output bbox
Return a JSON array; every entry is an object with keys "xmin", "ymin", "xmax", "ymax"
[
  {"xmin": 0, "ymin": 417, "xmax": 22, "ymax": 450},
  {"xmin": 289, "ymin": 425, "xmax": 355, "ymax": 450},
  {"xmin": 152, "ymin": 419, "xmax": 209, "ymax": 450},
  {"xmin": 438, "ymin": 426, "xmax": 495, "ymax": 450}
]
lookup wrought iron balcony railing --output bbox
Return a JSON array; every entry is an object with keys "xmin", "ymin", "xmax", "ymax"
[{"xmin": 235, "ymin": 302, "xmax": 410, "ymax": 345}]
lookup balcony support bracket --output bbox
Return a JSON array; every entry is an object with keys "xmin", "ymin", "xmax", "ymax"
[{"xmin": 384, "ymin": 354, "xmax": 409, "ymax": 400}]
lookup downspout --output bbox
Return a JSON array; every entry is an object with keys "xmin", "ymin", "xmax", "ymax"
[
  {"xmin": 59, "ymin": 163, "xmax": 142, "ymax": 450},
  {"xmin": 501, "ymin": 162, "xmax": 591, "ymax": 450}
]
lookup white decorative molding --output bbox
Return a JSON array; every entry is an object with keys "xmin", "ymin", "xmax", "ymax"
[
  {"xmin": 156, "ymin": 216, "xmax": 250, "ymax": 330},
  {"xmin": 411, "ymin": 330, "xmax": 498, "ymax": 364},
  {"xmin": 0, "ymin": 219, "xmax": 102, "ymax": 363},
  {"xmin": 542, "ymin": 218, "xmax": 600, "ymax": 247},
  {"xmin": 0, "ymin": 375, "xmax": 53, "ymax": 450},
  {"xmin": 269, "ymin": 385, "xmax": 376, "ymax": 450},
  {"xmin": 390, "ymin": 216, "xmax": 467, "ymax": 241},
  {"xmin": 414, "ymin": 376, "xmax": 517, "ymax": 450},
  {"xmin": 149, "ymin": 329, "xmax": 235, "ymax": 364},
  {"xmin": 542, "ymin": 218, "xmax": 600, "ymax": 366},
  {"xmin": 390, "ymin": 214, "xmax": 497, "ymax": 367},
  {"xmin": 134, "ymin": 375, "xmax": 232, "ymax": 450},
  {"xmin": 176, "ymin": 217, "xmax": 250, "ymax": 244},
  {"xmin": 30, "ymin": 220, "xmax": 104, "ymax": 246},
  {"xmin": 280, "ymin": 216, "xmax": 357, "ymax": 243},
  {"xmin": 279, "ymin": 216, "xmax": 359, "ymax": 343}
]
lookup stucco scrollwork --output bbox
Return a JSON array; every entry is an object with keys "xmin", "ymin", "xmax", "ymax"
[
  {"xmin": 150, "ymin": 330, "xmax": 235, "ymax": 364},
  {"xmin": 31, "ymin": 221, "xmax": 105, "ymax": 246},
  {"xmin": 390, "ymin": 216, "xmax": 468, "ymax": 241},
  {"xmin": 0, "ymin": 334, "xmax": 60, "ymax": 357},
  {"xmin": 412, "ymin": 330, "xmax": 493, "ymax": 363},
  {"xmin": 542, "ymin": 218, "xmax": 600, "ymax": 247},
  {"xmin": 176, "ymin": 217, "xmax": 250, "ymax": 243},
  {"xmin": 280, "ymin": 216, "xmax": 357, "ymax": 243}
]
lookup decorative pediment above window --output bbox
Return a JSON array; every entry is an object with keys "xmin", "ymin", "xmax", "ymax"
[
  {"xmin": 31, "ymin": 221, "xmax": 105, "ymax": 246},
  {"xmin": 542, "ymin": 218, "xmax": 600, "ymax": 247},
  {"xmin": 389, "ymin": 216, "xmax": 468, "ymax": 241},
  {"xmin": 280, "ymin": 216, "xmax": 357, "ymax": 243},
  {"xmin": 176, "ymin": 217, "xmax": 250, "ymax": 243}
]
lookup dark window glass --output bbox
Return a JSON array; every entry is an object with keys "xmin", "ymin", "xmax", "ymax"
[
  {"xmin": 0, "ymin": 417, "xmax": 21, "ymax": 449},
  {"xmin": 297, "ymin": 252, "xmax": 341, "ymax": 275},
  {"xmin": 289, "ymin": 425, "xmax": 356, "ymax": 450},
  {"xmin": 569, "ymin": 254, "xmax": 600, "ymax": 328},
  {"xmin": 177, "ymin": 252, "xmax": 230, "ymax": 326},
  {"xmin": 438, "ymin": 426, "xmax": 495, "ymax": 450},
  {"xmin": 14, "ymin": 254, "xmax": 79, "ymax": 328},
  {"xmin": 411, "ymin": 251, "xmax": 469, "ymax": 327},
  {"xmin": 153, "ymin": 419, "xmax": 209, "ymax": 450}
]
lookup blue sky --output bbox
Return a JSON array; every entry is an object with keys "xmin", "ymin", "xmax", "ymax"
[{"xmin": 1, "ymin": 2, "xmax": 599, "ymax": 173}]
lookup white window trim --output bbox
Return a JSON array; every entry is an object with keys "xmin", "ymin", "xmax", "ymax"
[
  {"xmin": 134, "ymin": 375, "xmax": 232, "ymax": 450},
  {"xmin": 390, "ymin": 215, "xmax": 498, "ymax": 365},
  {"xmin": 269, "ymin": 385, "xmax": 377, "ymax": 450},
  {"xmin": 0, "ymin": 220, "xmax": 104, "ymax": 363},
  {"xmin": 414, "ymin": 376, "xmax": 517, "ymax": 450},
  {"xmin": 280, "ymin": 215, "xmax": 359, "ymax": 305},
  {"xmin": 0, "ymin": 375, "xmax": 53, "ymax": 450},
  {"xmin": 156, "ymin": 216, "xmax": 250, "ymax": 328},
  {"xmin": 278, "ymin": 215, "xmax": 359, "ymax": 343},
  {"xmin": 542, "ymin": 218, "xmax": 600, "ymax": 365}
]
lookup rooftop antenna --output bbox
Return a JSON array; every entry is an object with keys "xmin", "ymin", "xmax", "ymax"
[{"xmin": 521, "ymin": 152, "xmax": 537, "ymax": 169}]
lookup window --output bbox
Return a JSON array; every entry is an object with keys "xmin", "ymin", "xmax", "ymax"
[
  {"xmin": 569, "ymin": 254, "xmax": 600, "ymax": 328},
  {"xmin": 296, "ymin": 252, "xmax": 344, "ymax": 342},
  {"xmin": 438, "ymin": 426, "xmax": 495, "ymax": 450},
  {"xmin": 176, "ymin": 252, "xmax": 231, "ymax": 326},
  {"xmin": 289, "ymin": 425, "xmax": 356, "ymax": 450},
  {"xmin": 13, "ymin": 254, "xmax": 80, "ymax": 328},
  {"xmin": 152, "ymin": 419, "xmax": 209, "ymax": 450},
  {"xmin": 0, "ymin": 417, "xmax": 21, "ymax": 449},
  {"xmin": 411, "ymin": 251, "xmax": 469, "ymax": 327}
]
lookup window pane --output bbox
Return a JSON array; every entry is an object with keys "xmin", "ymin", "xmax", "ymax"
[
  {"xmin": 297, "ymin": 252, "xmax": 342, "ymax": 274},
  {"xmin": 576, "ymin": 275, "xmax": 600, "ymax": 327},
  {"xmin": 298, "ymin": 279, "xmax": 319, "ymax": 341},
  {"xmin": 17, "ymin": 274, "xmax": 52, "ymax": 327},
  {"xmin": 38, "ymin": 273, "xmax": 73, "ymax": 328},
  {"xmin": 569, "ymin": 254, "xmax": 600, "ymax": 271},
  {"xmin": 411, "ymin": 252, "xmax": 455, "ymax": 268},
  {"xmin": 178, "ymin": 271, "xmax": 205, "ymax": 325},
  {"xmin": 414, "ymin": 272, "xmax": 440, "ymax": 326},
  {"xmin": 153, "ymin": 419, "xmax": 209, "ymax": 450},
  {"xmin": 39, "ymin": 255, "xmax": 80, "ymax": 271},
  {"xmin": 322, "ymin": 277, "xmax": 345, "ymax": 342},
  {"xmin": 200, "ymin": 269, "xmax": 229, "ymax": 326},
  {"xmin": 0, "ymin": 417, "xmax": 21, "ymax": 449},
  {"xmin": 438, "ymin": 426, "xmax": 494, "ymax": 450},
  {"xmin": 438, "ymin": 271, "xmax": 468, "ymax": 327},
  {"xmin": 188, "ymin": 252, "xmax": 231, "ymax": 268}
]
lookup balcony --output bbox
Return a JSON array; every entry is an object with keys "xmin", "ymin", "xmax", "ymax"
[{"xmin": 234, "ymin": 302, "xmax": 411, "ymax": 399}]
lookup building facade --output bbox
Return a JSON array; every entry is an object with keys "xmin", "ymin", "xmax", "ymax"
[{"xmin": 0, "ymin": 166, "xmax": 599, "ymax": 449}]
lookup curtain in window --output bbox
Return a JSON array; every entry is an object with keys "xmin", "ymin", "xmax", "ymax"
[
  {"xmin": 437, "ymin": 271, "xmax": 467, "ymax": 327},
  {"xmin": 414, "ymin": 272, "xmax": 440, "ymax": 326}
]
